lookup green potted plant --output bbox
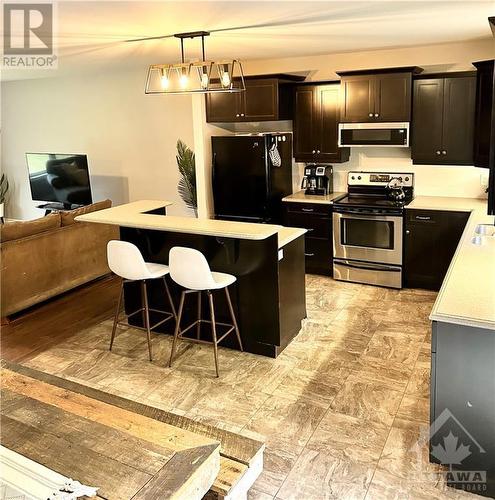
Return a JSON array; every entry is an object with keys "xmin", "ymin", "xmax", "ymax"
[
  {"xmin": 0, "ymin": 174, "xmax": 9, "ymax": 222},
  {"xmin": 176, "ymin": 139, "xmax": 197, "ymax": 216}
]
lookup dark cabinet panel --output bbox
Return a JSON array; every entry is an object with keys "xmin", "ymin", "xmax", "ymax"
[
  {"xmin": 206, "ymin": 76, "xmax": 301, "ymax": 123},
  {"xmin": 412, "ymin": 75, "xmax": 476, "ymax": 165},
  {"xmin": 293, "ymin": 84, "xmax": 349, "ymax": 163},
  {"xmin": 442, "ymin": 77, "xmax": 476, "ymax": 164},
  {"xmin": 339, "ymin": 69, "xmax": 416, "ymax": 123},
  {"xmin": 473, "ymin": 60, "xmax": 495, "ymax": 168},
  {"xmin": 205, "ymin": 91, "xmax": 241, "ymax": 122},
  {"xmin": 374, "ymin": 72, "xmax": 412, "ymax": 122},
  {"xmin": 340, "ymin": 76, "xmax": 375, "ymax": 122},
  {"xmin": 242, "ymin": 79, "xmax": 278, "ymax": 121},
  {"xmin": 411, "ymin": 79, "xmax": 444, "ymax": 163},
  {"xmin": 404, "ymin": 209, "xmax": 469, "ymax": 290},
  {"xmin": 293, "ymin": 87, "xmax": 318, "ymax": 161},
  {"xmin": 284, "ymin": 202, "xmax": 333, "ymax": 276}
]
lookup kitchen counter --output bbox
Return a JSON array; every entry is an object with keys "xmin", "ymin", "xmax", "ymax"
[
  {"xmin": 282, "ymin": 191, "xmax": 346, "ymax": 205},
  {"xmin": 76, "ymin": 200, "xmax": 306, "ymax": 250},
  {"xmin": 409, "ymin": 196, "xmax": 495, "ymax": 330},
  {"xmin": 77, "ymin": 200, "xmax": 307, "ymax": 357}
]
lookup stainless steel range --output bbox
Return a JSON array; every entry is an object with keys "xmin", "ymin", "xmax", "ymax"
[{"xmin": 333, "ymin": 171, "xmax": 414, "ymax": 288}]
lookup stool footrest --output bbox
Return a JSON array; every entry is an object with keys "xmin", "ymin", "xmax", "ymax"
[
  {"xmin": 178, "ymin": 319, "xmax": 235, "ymax": 345},
  {"xmin": 117, "ymin": 307, "xmax": 175, "ymax": 332}
]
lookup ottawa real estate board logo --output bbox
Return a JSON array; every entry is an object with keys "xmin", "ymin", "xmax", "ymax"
[{"xmin": 2, "ymin": 3, "xmax": 57, "ymax": 68}]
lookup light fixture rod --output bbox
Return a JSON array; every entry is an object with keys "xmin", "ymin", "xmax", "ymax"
[{"xmin": 180, "ymin": 38, "xmax": 185, "ymax": 63}]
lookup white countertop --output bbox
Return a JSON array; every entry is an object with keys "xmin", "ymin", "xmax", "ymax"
[
  {"xmin": 76, "ymin": 200, "xmax": 306, "ymax": 249},
  {"xmin": 282, "ymin": 191, "xmax": 346, "ymax": 205},
  {"xmin": 412, "ymin": 196, "xmax": 495, "ymax": 331}
]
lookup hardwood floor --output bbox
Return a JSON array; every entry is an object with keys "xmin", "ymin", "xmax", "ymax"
[
  {"xmin": 1, "ymin": 275, "xmax": 120, "ymax": 363},
  {"xmin": 0, "ymin": 275, "xmax": 484, "ymax": 499}
]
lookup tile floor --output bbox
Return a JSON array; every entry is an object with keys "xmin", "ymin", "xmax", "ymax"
[{"xmin": 22, "ymin": 275, "xmax": 484, "ymax": 499}]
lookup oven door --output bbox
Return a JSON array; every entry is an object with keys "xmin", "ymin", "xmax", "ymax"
[{"xmin": 333, "ymin": 210, "xmax": 403, "ymax": 265}]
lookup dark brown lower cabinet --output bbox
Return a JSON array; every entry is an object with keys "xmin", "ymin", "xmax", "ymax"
[
  {"xmin": 283, "ymin": 202, "xmax": 333, "ymax": 275},
  {"xmin": 404, "ymin": 209, "xmax": 469, "ymax": 290}
]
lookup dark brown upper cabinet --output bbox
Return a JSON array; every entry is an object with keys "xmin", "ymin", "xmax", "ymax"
[
  {"xmin": 337, "ymin": 67, "xmax": 422, "ymax": 123},
  {"xmin": 205, "ymin": 74, "xmax": 305, "ymax": 123},
  {"xmin": 473, "ymin": 60, "xmax": 494, "ymax": 168},
  {"xmin": 293, "ymin": 83, "xmax": 350, "ymax": 163},
  {"xmin": 412, "ymin": 73, "xmax": 476, "ymax": 165}
]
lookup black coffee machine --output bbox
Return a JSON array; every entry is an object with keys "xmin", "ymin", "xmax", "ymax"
[{"xmin": 301, "ymin": 165, "xmax": 333, "ymax": 195}]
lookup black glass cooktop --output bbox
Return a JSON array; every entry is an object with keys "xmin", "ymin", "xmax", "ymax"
[{"xmin": 334, "ymin": 194, "xmax": 413, "ymax": 210}]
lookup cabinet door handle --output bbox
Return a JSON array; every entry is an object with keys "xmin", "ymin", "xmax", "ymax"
[
  {"xmin": 312, "ymin": 150, "xmax": 316, "ymax": 154},
  {"xmin": 302, "ymin": 208, "xmax": 314, "ymax": 212},
  {"xmin": 374, "ymin": 113, "xmax": 379, "ymax": 117},
  {"xmin": 304, "ymin": 253, "xmax": 315, "ymax": 257},
  {"xmin": 317, "ymin": 150, "xmax": 321, "ymax": 154},
  {"xmin": 236, "ymin": 113, "xmax": 240, "ymax": 117},
  {"xmin": 240, "ymin": 113, "xmax": 245, "ymax": 117},
  {"xmin": 368, "ymin": 113, "xmax": 373, "ymax": 117},
  {"xmin": 442, "ymin": 150, "xmax": 447, "ymax": 155},
  {"xmin": 306, "ymin": 228, "xmax": 314, "ymax": 232},
  {"xmin": 436, "ymin": 150, "xmax": 441, "ymax": 155},
  {"xmin": 415, "ymin": 216, "xmax": 431, "ymax": 221},
  {"xmin": 405, "ymin": 230, "xmax": 410, "ymax": 234}
]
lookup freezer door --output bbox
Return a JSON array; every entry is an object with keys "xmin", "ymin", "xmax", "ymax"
[{"xmin": 212, "ymin": 136, "xmax": 269, "ymax": 220}]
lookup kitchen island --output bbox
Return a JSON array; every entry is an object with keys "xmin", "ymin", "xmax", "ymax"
[{"xmin": 76, "ymin": 200, "xmax": 307, "ymax": 357}]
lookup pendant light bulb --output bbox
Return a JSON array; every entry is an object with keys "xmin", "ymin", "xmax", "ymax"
[
  {"xmin": 200, "ymin": 72, "xmax": 209, "ymax": 89},
  {"xmin": 221, "ymin": 70, "xmax": 231, "ymax": 88},
  {"xmin": 160, "ymin": 69, "xmax": 169, "ymax": 90},
  {"xmin": 179, "ymin": 66, "xmax": 189, "ymax": 88}
]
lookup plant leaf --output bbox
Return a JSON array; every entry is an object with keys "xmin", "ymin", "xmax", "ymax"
[{"xmin": 176, "ymin": 139, "xmax": 197, "ymax": 212}]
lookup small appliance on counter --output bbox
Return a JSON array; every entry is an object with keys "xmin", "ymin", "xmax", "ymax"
[
  {"xmin": 301, "ymin": 165, "xmax": 333, "ymax": 195},
  {"xmin": 332, "ymin": 171, "xmax": 414, "ymax": 289},
  {"xmin": 338, "ymin": 122, "xmax": 409, "ymax": 147}
]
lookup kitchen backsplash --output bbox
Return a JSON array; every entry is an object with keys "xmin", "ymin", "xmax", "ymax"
[{"xmin": 293, "ymin": 147, "xmax": 489, "ymax": 198}]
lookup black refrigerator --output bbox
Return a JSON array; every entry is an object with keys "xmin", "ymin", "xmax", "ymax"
[{"xmin": 211, "ymin": 134, "xmax": 293, "ymax": 224}]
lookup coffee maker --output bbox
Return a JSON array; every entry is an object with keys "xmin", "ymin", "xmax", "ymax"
[{"xmin": 301, "ymin": 165, "xmax": 333, "ymax": 195}]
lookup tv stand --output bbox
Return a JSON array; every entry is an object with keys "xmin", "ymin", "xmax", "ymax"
[{"xmin": 37, "ymin": 202, "xmax": 81, "ymax": 215}]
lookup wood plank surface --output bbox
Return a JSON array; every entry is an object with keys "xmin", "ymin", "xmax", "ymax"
[
  {"xmin": 1, "ymin": 360, "xmax": 264, "ymax": 465},
  {"xmin": 132, "ymin": 444, "xmax": 219, "ymax": 500},
  {"xmin": 1, "ymin": 414, "xmax": 153, "ymax": 500}
]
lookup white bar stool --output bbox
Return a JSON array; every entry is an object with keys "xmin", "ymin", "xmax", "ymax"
[
  {"xmin": 168, "ymin": 246, "xmax": 243, "ymax": 377},
  {"xmin": 107, "ymin": 240, "xmax": 177, "ymax": 361}
]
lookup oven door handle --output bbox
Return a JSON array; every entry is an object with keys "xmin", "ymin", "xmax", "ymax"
[
  {"xmin": 334, "ymin": 260, "xmax": 401, "ymax": 272},
  {"xmin": 333, "ymin": 208, "xmax": 403, "ymax": 217}
]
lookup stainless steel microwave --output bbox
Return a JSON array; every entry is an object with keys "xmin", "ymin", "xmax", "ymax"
[{"xmin": 338, "ymin": 122, "xmax": 409, "ymax": 147}]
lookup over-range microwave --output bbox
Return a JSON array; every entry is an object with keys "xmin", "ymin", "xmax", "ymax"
[{"xmin": 338, "ymin": 122, "xmax": 409, "ymax": 147}]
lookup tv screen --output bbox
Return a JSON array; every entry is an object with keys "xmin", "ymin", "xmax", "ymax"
[{"xmin": 26, "ymin": 153, "xmax": 92, "ymax": 207}]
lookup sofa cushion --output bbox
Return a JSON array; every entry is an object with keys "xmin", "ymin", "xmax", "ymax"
[
  {"xmin": 0, "ymin": 213, "xmax": 61, "ymax": 242},
  {"xmin": 60, "ymin": 199, "xmax": 112, "ymax": 226}
]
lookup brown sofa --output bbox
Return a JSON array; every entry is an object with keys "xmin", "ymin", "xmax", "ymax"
[{"xmin": 0, "ymin": 200, "xmax": 119, "ymax": 317}]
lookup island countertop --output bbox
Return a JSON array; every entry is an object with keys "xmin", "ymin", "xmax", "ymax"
[{"xmin": 76, "ymin": 200, "xmax": 306, "ymax": 249}]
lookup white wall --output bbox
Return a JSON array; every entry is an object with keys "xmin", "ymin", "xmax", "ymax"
[{"xmin": 1, "ymin": 66, "xmax": 195, "ymax": 219}]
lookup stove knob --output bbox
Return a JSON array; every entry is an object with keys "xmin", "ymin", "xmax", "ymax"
[
  {"xmin": 398, "ymin": 177, "xmax": 403, "ymax": 181},
  {"xmin": 358, "ymin": 176, "xmax": 362, "ymax": 180},
  {"xmin": 405, "ymin": 176, "xmax": 410, "ymax": 181},
  {"xmin": 351, "ymin": 176, "xmax": 355, "ymax": 180}
]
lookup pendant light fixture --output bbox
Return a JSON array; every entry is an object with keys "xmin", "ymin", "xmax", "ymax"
[{"xmin": 145, "ymin": 31, "xmax": 245, "ymax": 95}]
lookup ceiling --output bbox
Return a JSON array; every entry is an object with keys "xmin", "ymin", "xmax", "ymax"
[{"xmin": 2, "ymin": 1, "xmax": 494, "ymax": 81}]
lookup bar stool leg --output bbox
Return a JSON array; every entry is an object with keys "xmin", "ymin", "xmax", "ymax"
[
  {"xmin": 110, "ymin": 279, "xmax": 124, "ymax": 351},
  {"xmin": 141, "ymin": 280, "xmax": 153, "ymax": 362},
  {"xmin": 162, "ymin": 277, "xmax": 177, "ymax": 319},
  {"xmin": 207, "ymin": 290, "xmax": 220, "ymax": 378},
  {"xmin": 196, "ymin": 291, "xmax": 202, "ymax": 339},
  {"xmin": 169, "ymin": 291, "xmax": 185, "ymax": 368},
  {"xmin": 225, "ymin": 287, "xmax": 243, "ymax": 352}
]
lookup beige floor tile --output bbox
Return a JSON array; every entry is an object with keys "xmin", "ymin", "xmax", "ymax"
[
  {"xmin": 243, "ymin": 394, "xmax": 328, "ymax": 452},
  {"xmin": 330, "ymin": 373, "xmax": 404, "ymax": 420},
  {"xmin": 277, "ymin": 446, "xmax": 374, "ymax": 500},
  {"xmin": 405, "ymin": 363, "xmax": 431, "ymax": 399},
  {"xmin": 353, "ymin": 355, "xmax": 414, "ymax": 391},
  {"xmin": 307, "ymin": 409, "xmax": 392, "ymax": 464},
  {"xmin": 248, "ymin": 487, "xmax": 275, "ymax": 500},
  {"xmin": 23, "ymin": 343, "xmax": 91, "ymax": 374},
  {"xmin": 397, "ymin": 396, "xmax": 430, "ymax": 424},
  {"xmin": 363, "ymin": 332, "xmax": 422, "ymax": 367}
]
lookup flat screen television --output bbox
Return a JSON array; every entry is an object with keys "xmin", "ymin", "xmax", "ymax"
[{"xmin": 26, "ymin": 153, "xmax": 92, "ymax": 208}]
